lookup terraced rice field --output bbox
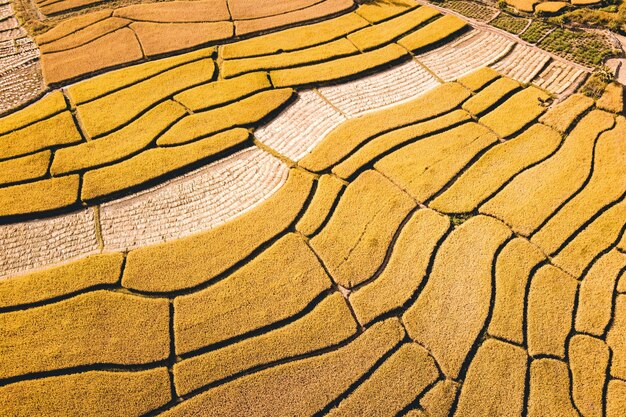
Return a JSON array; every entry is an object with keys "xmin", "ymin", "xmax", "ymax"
[{"xmin": 1, "ymin": 0, "xmax": 625, "ymax": 416}]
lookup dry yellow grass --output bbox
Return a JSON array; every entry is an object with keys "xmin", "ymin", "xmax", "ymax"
[
  {"xmin": 553, "ymin": 199, "xmax": 626, "ymax": 277},
  {"xmin": 42, "ymin": 28, "xmax": 144, "ymax": 85},
  {"xmin": 569, "ymin": 334, "xmax": 609, "ymax": 417},
  {"xmin": 506, "ymin": 0, "xmax": 539, "ymax": 12},
  {"xmin": 462, "ymin": 77, "xmax": 521, "ymax": 116},
  {"xmin": 157, "ymin": 89, "xmax": 294, "ymax": 145},
  {"xmin": 397, "ymin": 14, "xmax": 468, "ymax": 52},
  {"xmin": 310, "ymin": 170, "xmax": 415, "ymax": 288},
  {"xmin": 130, "ymin": 21, "xmax": 233, "ymax": 57},
  {"xmin": 355, "ymin": 0, "xmax": 418, "ymax": 23},
  {"xmin": 0, "ymin": 175, "xmax": 79, "ymax": 218},
  {"xmin": 350, "ymin": 209, "xmax": 449, "ymax": 325},
  {"xmin": 78, "ymin": 59, "xmax": 216, "ymax": 138},
  {"xmin": 571, "ymin": 0, "xmax": 601, "ymax": 5},
  {"xmin": 0, "ymin": 150, "xmax": 50, "ymax": 185},
  {"xmin": 457, "ymin": 67, "xmax": 500, "ymax": 92},
  {"xmin": 528, "ymin": 359, "xmax": 579, "ymax": 417},
  {"xmin": 222, "ymin": 39, "xmax": 359, "ymax": 78},
  {"xmin": 232, "ymin": 0, "xmax": 357, "ymax": 36},
  {"xmin": 174, "ymin": 293, "xmax": 356, "ymax": 395},
  {"xmin": 403, "ymin": 215, "xmax": 511, "ymax": 378},
  {"xmin": 481, "ymin": 110, "xmax": 615, "ymax": 236},
  {"xmin": 300, "ymin": 82, "xmax": 471, "ymax": 172},
  {"xmin": 81, "ymin": 129, "xmax": 249, "ymax": 201},
  {"xmin": 534, "ymin": 1, "xmax": 568, "ymax": 13},
  {"xmin": 270, "ymin": 43, "xmax": 408, "ymax": 88},
  {"xmin": 326, "ymin": 343, "xmax": 439, "ymax": 417},
  {"xmin": 0, "ymin": 91, "xmax": 66, "ymax": 135},
  {"xmin": 420, "ymin": 379, "xmax": 459, "ymax": 417},
  {"xmin": 479, "ymin": 86, "xmax": 551, "ymax": 138},
  {"xmin": 36, "ymin": 10, "xmax": 113, "ymax": 45},
  {"xmin": 332, "ymin": 110, "xmax": 471, "ymax": 180},
  {"xmin": 539, "ymin": 93, "xmax": 594, "ymax": 133},
  {"xmin": 454, "ymin": 339, "xmax": 527, "ymax": 417},
  {"xmin": 122, "ymin": 169, "xmax": 313, "ymax": 292},
  {"xmin": 347, "ymin": 7, "xmax": 440, "ymax": 51},
  {"xmin": 52, "ymin": 101, "xmax": 187, "ymax": 175},
  {"xmin": 607, "ymin": 379, "xmax": 626, "ymax": 417},
  {"xmin": 0, "ymin": 368, "xmax": 171, "ymax": 417},
  {"xmin": 527, "ymin": 265, "xmax": 578, "ymax": 358},
  {"xmin": 160, "ymin": 319, "xmax": 404, "ymax": 417},
  {"xmin": 487, "ymin": 238, "xmax": 545, "ymax": 345},
  {"xmin": 221, "ymin": 13, "xmax": 368, "ymax": 59},
  {"xmin": 430, "ymin": 123, "xmax": 562, "ymax": 214},
  {"xmin": 532, "ymin": 116, "xmax": 625, "ymax": 254},
  {"xmin": 68, "ymin": 48, "xmax": 214, "ymax": 105},
  {"xmin": 0, "ymin": 112, "xmax": 82, "ymax": 159},
  {"xmin": 608, "ymin": 295, "xmax": 626, "ymax": 380},
  {"xmin": 0, "ymin": 290, "xmax": 169, "ymax": 379},
  {"xmin": 375, "ymin": 122, "xmax": 497, "ymax": 202},
  {"xmin": 173, "ymin": 233, "xmax": 332, "ymax": 354},
  {"xmin": 174, "ymin": 72, "xmax": 272, "ymax": 111},
  {"xmin": 296, "ymin": 174, "xmax": 345, "ymax": 236},
  {"xmin": 0, "ymin": 253, "xmax": 123, "ymax": 308},
  {"xmin": 597, "ymin": 82, "xmax": 624, "ymax": 114},
  {"xmin": 40, "ymin": 18, "xmax": 131, "ymax": 54}
]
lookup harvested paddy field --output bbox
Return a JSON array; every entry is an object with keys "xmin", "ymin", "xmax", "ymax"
[{"xmin": 0, "ymin": 0, "xmax": 625, "ymax": 415}]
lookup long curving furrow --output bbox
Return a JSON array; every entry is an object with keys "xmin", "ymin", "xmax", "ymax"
[{"xmin": 416, "ymin": 29, "xmax": 514, "ymax": 81}]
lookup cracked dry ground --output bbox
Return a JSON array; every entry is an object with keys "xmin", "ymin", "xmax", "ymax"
[{"xmin": 1, "ymin": 0, "xmax": 626, "ymax": 416}]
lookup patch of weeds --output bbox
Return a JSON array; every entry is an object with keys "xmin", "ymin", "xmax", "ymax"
[
  {"xmin": 491, "ymin": 13, "xmax": 530, "ymax": 34},
  {"xmin": 441, "ymin": 0, "xmax": 499, "ymax": 21},
  {"xmin": 520, "ymin": 20, "xmax": 554, "ymax": 43},
  {"xmin": 580, "ymin": 68, "xmax": 613, "ymax": 98},
  {"xmin": 538, "ymin": 27, "xmax": 618, "ymax": 66},
  {"xmin": 450, "ymin": 213, "xmax": 474, "ymax": 226}
]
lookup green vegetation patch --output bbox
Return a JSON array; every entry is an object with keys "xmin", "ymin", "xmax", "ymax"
[
  {"xmin": 538, "ymin": 28, "xmax": 617, "ymax": 66},
  {"xmin": 441, "ymin": 0, "xmax": 499, "ymax": 21},
  {"xmin": 520, "ymin": 20, "xmax": 554, "ymax": 43},
  {"xmin": 491, "ymin": 13, "xmax": 530, "ymax": 34}
]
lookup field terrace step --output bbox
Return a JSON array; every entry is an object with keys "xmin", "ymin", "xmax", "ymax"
[
  {"xmin": 161, "ymin": 319, "xmax": 405, "ymax": 417},
  {"xmin": 375, "ymin": 122, "xmax": 498, "ymax": 202},
  {"xmin": 402, "ymin": 215, "xmax": 512, "ymax": 379},
  {"xmin": 0, "ymin": 209, "xmax": 98, "ymax": 279},
  {"xmin": 99, "ymin": 147, "xmax": 289, "ymax": 252},
  {"xmin": 0, "ymin": 368, "xmax": 172, "ymax": 416},
  {"xmin": 299, "ymin": 82, "xmax": 471, "ymax": 172},
  {"xmin": 318, "ymin": 59, "xmax": 441, "ymax": 117},
  {"xmin": 531, "ymin": 117, "xmax": 626, "ymax": 255},
  {"xmin": 36, "ymin": 0, "xmax": 356, "ymax": 84},
  {"xmin": 0, "ymin": 290, "xmax": 170, "ymax": 379},
  {"xmin": 481, "ymin": 110, "xmax": 616, "ymax": 236},
  {"xmin": 173, "ymin": 292, "xmax": 357, "ymax": 396},
  {"xmin": 0, "ymin": 147, "xmax": 290, "ymax": 279},
  {"xmin": 533, "ymin": 60, "xmax": 587, "ymax": 96},
  {"xmin": 0, "ymin": 2, "xmax": 43, "ymax": 115},
  {"xmin": 310, "ymin": 170, "xmax": 416, "ymax": 289},
  {"xmin": 416, "ymin": 29, "xmax": 514, "ymax": 82},
  {"xmin": 120, "ymin": 168, "xmax": 314, "ymax": 292},
  {"xmin": 491, "ymin": 43, "xmax": 550, "ymax": 85}
]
